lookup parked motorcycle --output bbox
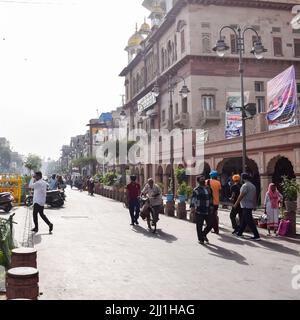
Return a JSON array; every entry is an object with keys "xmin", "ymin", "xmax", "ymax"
[
  {"xmin": 25, "ymin": 190, "xmax": 64, "ymax": 208},
  {"xmin": 0, "ymin": 192, "xmax": 14, "ymax": 213}
]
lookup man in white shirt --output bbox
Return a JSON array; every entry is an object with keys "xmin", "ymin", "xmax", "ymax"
[
  {"xmin": 142, "ymin": 178, "xmax": 163, "ymax": 224},
  {"xmin": 29, "ymin": 171, "xmax": 53, "ymax": 234}
]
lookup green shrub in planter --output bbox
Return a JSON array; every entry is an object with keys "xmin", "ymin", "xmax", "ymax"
[{"xmin": 281, "ymin": 177, "xmax": 300, "ymax": 201}]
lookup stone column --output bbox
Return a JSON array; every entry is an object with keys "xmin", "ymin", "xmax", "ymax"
[
  {"xmin": 163, "ymin": 174, "xmax": 169, "ymax": 195},
  {"xmin": 296, "ymin": 175, "xmax": 300, "ymax": 212},
  {"xmin": 260, "ymin": 174, "xmax": 272, "ymax": 206},
  {"xmin": 294, "ymin": 148, "xmax": 300, "ymax": 211}
]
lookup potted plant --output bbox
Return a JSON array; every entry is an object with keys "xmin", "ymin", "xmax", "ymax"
[
  {"xmin": 282, "ymin": 177, "xmax": 300, "ymax": 213},
  {"xmin": 177, "ymin": 182, "xmax": 188, "ymax": 203},
  {"xmin": 166, "ymin": 178, "xmax": 174, "ymax": 202}
]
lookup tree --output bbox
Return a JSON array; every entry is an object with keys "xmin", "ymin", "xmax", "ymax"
[
  {"xmin": 0, "ymin": 145, "xmax": 11, "ymax": 172},
  {"xmin": 24, "ymin": 154, "xmax": 42, "ymax": 173}
]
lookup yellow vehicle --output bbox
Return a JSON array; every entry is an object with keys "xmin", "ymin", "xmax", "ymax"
[{"xmin": 0, "ymin": 174, "xmax": 22, "ymax": 206}]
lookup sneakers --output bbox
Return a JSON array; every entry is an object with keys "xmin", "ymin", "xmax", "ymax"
[
  {"xmin": 31, "ymin": 228, "xmax": 38, "ymax": 233},
  {"xmin": 204, "ymin": 236, "xmax": 209, "ymax": 243},
  {"xmin": 49, "ymin": 224, "xmax": 53, "ymax": 233},
  {"xmin": 250, "ymin": 237, "xmax": 261, "ymax": 241},
  {"xmin": 235, "ymin": 234, "xmax": 244, "ymax": 238},
  {"xmin": 198, "ymin": 240, "xmax": 205, "ymax": 245}
]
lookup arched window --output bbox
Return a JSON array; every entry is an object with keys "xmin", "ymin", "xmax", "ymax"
[
  {"xmin": 161, "ymin": 48, "xmax": 165, "ymax": 71},
  {"xmin": 167, "ymin": 40, "xmax": 172, "ymax": 66}
]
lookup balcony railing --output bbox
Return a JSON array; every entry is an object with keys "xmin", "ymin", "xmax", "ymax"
[
  {"xmin": 174, "ymin": 113, "xmax": 190, "ymax": 127},
  {"xmin": 198, "ymin": 110, "xmax": 221, "ymax": 125}
]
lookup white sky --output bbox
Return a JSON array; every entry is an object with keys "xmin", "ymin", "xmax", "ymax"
[{"xmin": 0, "ymin": 0, "xmax": 149, "ymax": 160}]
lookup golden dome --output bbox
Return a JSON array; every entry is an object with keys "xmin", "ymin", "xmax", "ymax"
[
  {"xmin": 128, "ymin": 32, "xmax": 144, "ymax": 47},
  {"xmin": 140, "ymin": 18, "xmax": 150, "ymax": 33},
  {"xmin": 152, "ymin": 1, "xmax": 164, "ymax": 14},
  {"xmin": 128, "ymin": 24, "xmax": 144, "ymax": 47}
]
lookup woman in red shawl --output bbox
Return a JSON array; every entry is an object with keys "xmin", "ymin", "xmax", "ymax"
[{"xmin": 264, "ymin": 183, "xmax": 282, "ymax": 236}]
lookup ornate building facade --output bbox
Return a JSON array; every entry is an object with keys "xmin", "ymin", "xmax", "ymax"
[{"xmin": 120, "ymin": 0, "xmax": 300, "ymax": 207}]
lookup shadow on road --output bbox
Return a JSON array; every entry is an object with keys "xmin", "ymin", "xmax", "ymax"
[
  {"xmin": 217, "ymin": 232, "xmax": 258, "ymax": 247},
  {"xmin": 132, "ymin": 225, "xmax": 178, "ymax": 243},
  {"xmin": 33, "ymin": 233, "xmax": 53, "ymax": 245},
  {"xmin": 203, "ymin": 244, "xmax": 249, "ymax": 265},
  {"xmin": 254, "ymin": 238, "xmax": 300, "ymax": 257}
]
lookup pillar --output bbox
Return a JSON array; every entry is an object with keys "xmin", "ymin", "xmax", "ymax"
[
  {"xmin": 296, "ymin": 175, "xmax": 300, "ymax": 212},
  {"xmin": 163, "ymin": 174, "xmax": 169, "ymax": 195},
  {"xmin": 294, "ymin": 148, "xmax": 300, "ymax": 211},
  {"xmin": 260, "ymin": 174, "xmax": 272, "ymax": 206}
]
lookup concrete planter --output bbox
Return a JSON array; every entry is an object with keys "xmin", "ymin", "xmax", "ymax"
[
  {"xmin": 285, "ymin": 201, "xmax": 297, "ymax": 213},
  {"xmin": 176, "ymin": 202, "xmax": 187, "ymax": 220},
  {"xmin": 283, "ymin": 211, "xmax": 297, "ymax": 236},
  {"xmin": 165, "ymin": 201, "xmax": 175, "ymax": 217}
]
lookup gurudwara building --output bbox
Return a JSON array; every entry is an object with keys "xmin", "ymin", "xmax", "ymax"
[{"xmin": 120, "ymin": 0, "xmax": 300, "ymax": 207}]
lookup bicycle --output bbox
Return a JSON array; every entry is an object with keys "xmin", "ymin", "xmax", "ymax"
[{"xmin": 139, "ymin": 196, "xmax": 157, "ymax": 233}]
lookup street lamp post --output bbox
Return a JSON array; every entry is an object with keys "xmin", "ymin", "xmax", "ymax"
[
  {"xmin": 153, "ymin": 75, "xmax": 190, "ymax": 196},
  {"xmin": 213, "ymin": 26, "xmax": 267, "ymax": 173}
]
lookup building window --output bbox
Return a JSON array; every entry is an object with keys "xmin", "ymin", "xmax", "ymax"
[
  {"xmin": 255, "ymin": 81, "xmax": 264, "ymax": 92},
  {"xmin": 294, "ymin": 39, "xmax": 300, "ymax": 57},
  {"xmin": 256, "ymin": 96, "xmax": 265, "ymax": 113},
  {"xmin": 175, "ymin": 103, "xmax": 179, "ymax": 115},
  {"xmin": 230, "ymin": 34, "xmax": 237, "ymax": 54},
  {"xmin": 182, "ymin": 98, "xmax": 188, "ymax": 114},
  {"xmin": 161, "ymin": 48, "xmax": 165, "ymax": 71},
  {"xmin": 202, "ymin": 22, "xmax": 210, "ymax": 28},
  {"xmin": 202, "ymin": 95, "xmax": 215, "ymax": 111},
  {"xmin": 202, "ymin": 33, "xmax": 211, "ymax": 53},
  {"xmin": 181, "ymin": 30, "xmax": 185, "ymax": 53},
  {"xmin": 162, "ymin": 110, "xmax": 166, "ymax": 122},
  {"xmin": 272, "ymin": 27, "xmax": 281, "ymax": 33},
  {"xmin": 273, "ymin": 37, "xmax": 283, "ymax": 56}
]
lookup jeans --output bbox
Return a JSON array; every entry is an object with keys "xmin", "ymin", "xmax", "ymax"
[
  {"xmin": 237, "ymin": 208, "xmax": 260, "ymax": 238},
  {"xmin": 33, "ymin": 203, "xmax": 51, "ymax": 230},
  {"xmin": 230, "ymin": 206, "xmax": 243, "ymax": 231},
  {"xmin": 129, "ymin": 199, "xmax": 140, "ymax": 223},
  {"xmin": 196, "ymin": 213, "xmax": 213, "ymax": 241}
]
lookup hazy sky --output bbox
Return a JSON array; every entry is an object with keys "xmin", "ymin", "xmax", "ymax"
[{"xmin": 0, "ymin": 0, "xmax": 148, "ymax": 160}]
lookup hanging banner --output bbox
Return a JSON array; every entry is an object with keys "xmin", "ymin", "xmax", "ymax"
[
  {"xmin": 226, "ymin": 91, "xmax": 250, "ymax": 111},
  {"xmin": 225, "ymin": 111, "xmax": 243, "ymax": 139},
  {"xmin": 225, "ymin": 91, "xmax": 249, "ymax": 139},
  {"xmin": 266, "ymin": 65, "xmax": 298, "ymax": 131}
]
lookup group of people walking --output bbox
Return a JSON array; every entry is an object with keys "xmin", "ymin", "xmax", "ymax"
[
  {"xmin": 191, "ymin": 171, "xmax": 283, "ymax": 244},
  {"xmin": 29, "ymin": 169, "xmax": 283, "ymax": 243},
  {"xmin": 125, "ymin": 169, "xmax": 283, "ymax": 245},
  {"xmin": 125, "ymin": 176, "xmax": 163, "ymax": 227}
]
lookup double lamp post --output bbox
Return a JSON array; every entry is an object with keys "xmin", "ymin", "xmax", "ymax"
[{"xmin": 213, "ymin": 25, "xmax": 267, "ymax": 173}]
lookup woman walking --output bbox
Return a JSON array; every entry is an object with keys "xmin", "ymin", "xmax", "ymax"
[{"xmin": 264, "ymin": 183, "xmax": 282, "ymax": 236}]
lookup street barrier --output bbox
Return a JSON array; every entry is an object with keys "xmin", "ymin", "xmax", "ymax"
[{"xmin": 0, "ymin": 174, "xmax": 22, "ymax": 205}]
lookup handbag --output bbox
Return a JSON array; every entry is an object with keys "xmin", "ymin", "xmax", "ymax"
[
  {"xmin": 140, "ymin": 202, "xmax": 150, "ymax": 220},
  {"xmin": 278, "ymin": 219, "xmax": 290, "ymax": 236}
]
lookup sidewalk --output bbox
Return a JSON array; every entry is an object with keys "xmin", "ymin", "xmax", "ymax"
[{"xmin": 163, "ymin": 197, "xmax": 300, "ymax": 231}]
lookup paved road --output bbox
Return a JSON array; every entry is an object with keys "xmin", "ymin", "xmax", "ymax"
[{"xmin": 12, "ymin": 189, "xmax": 300, "ymax": 300}]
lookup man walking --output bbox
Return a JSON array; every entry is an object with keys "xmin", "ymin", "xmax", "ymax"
[
  {"xmin": 191, "ymin": 175, "xmax": 214, "ymax": 245},
  {"xmin": 230, "ymin": 175, "xmax": 243, "ymax": 234},
  {"xmin": 207, "ymin": 170, "xmax": 222, "ymax": 234},
  {"xmin": 234, "ymin": 173, "xmax": 261, "ymax": 241},
  {"xmin": 29, "ymin": 172, "xmax": 53, "ymax": 234},
  {"xmin": 126, "ymin": 175, "xmax": 141, "ymax": 226}
]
